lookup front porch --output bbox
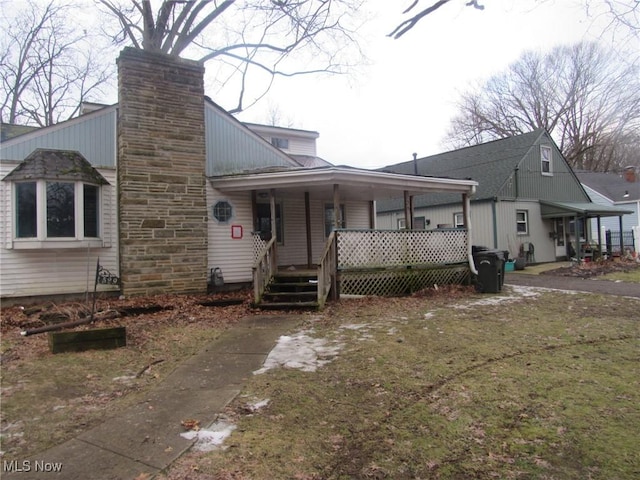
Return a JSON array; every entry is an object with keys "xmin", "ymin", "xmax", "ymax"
[
  {"xmin": 210, "ymin": 166, "xmax": 479, "ymax": 309},
  {"xmin": 253, "ymin": 227, "xmax": 473, "ymax": 309}
]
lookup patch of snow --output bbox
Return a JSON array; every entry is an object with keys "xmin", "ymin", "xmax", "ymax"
[
  {"xmin": 254, "ymin": 330, "xmax": 344, "ymax": 374},
  {"xmin": 455, "ymin": 284, "xmax": 580, "ymax": 309},
  {"xmin": 340, "ymin": 323, "xmax": 369, "ymax": 330},
  {"xmin": 248, "ymin": 398, "xmax": 270, "ymax": 412},
  {"xmin": 180, "ymin": 417, "xmax": 236, "ymax": 452},
  {"xmin": 424, "ymin": 312, "xmax": 436, "ymax": 319}
]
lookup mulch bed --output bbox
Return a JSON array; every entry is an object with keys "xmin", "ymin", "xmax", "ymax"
[{"xmin": 540, "ymin": 258, "xmax": 640, "ymax": 279}]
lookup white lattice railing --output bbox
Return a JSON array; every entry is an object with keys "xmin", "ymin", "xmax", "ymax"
[
  {"xmin": 252, "ymin": 236, "xmax": 276, "ymax": 304},
  {"xmin": 253, "ymin": 233, "xmax": 267, "ymax": 259},
  {"xmin": 337, "ymin": 229, "xmax": 468, "ymax": 269}
]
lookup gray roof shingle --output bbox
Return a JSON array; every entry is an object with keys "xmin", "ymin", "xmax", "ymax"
[
  {"xmin": 378, "ymin": 129, "xmax": 546, "ymax": 212},
  {"xmin": 2, "ymin": 149, "xmax": 109, "ymax": 185}
]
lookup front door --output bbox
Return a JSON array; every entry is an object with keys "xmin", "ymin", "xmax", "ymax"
[{"xmin": 554, "ymin": 218, "xmax": 567, "ymax": 259}]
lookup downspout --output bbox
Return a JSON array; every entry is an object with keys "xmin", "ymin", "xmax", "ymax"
[
  {"xmin": 491, "ymin": 197, "xmax": 498, "ymax": 249},
  {"xmin": 465, "ymin": 188, "xmax": 478, "ymax": 275}
]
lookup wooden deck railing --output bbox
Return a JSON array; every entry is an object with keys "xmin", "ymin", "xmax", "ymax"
[
  {"xmin": 252, "ymin": 236, "xmax": 277, "ymax": 304},
  {"xmin": 317, "ymin": 231, "xmax": 337, "ymax": 308}
]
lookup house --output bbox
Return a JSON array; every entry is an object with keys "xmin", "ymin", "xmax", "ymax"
[
  {"xmin": 377, "ymin": 129, "xmax": 632, "ymax": 263},
  {"xmin": 0, "ymin": 47, "xmax": 478, "ymax": 306},
  {"xmin": 576, "ymin": 168, "xmax": 640, "ymax": 253}
]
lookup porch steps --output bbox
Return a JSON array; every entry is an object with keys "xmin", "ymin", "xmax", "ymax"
[{"xmin": 258, "ymin": 272, "xmax": 319, "ymax": 310}]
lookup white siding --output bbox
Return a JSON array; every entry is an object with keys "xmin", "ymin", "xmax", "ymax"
[
  {"xmin": 0, "ymin": 165, "xmax": 119, "ymax": 298},
  {"xmin": 207, "ymin": 186, "xmax": 255, "ymax": 283},
  {"xmin": 376, "ymin": 200, "xmax": 558, "ymax": 263},
  {"xmin": 284, "ymin": 137, "xmax": 317, "ymax": 156},
  {"xmin": 257, "ymin": 194, "xmax": 371, "ymax": 268}
]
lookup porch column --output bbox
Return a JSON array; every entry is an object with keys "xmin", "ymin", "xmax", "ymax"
[
  {"xmin": 463, "ymin": 193, "xmax": 477, "ymax": 274},
  {"xmin": 462, "ymin": 193, "xmax": 469, "ymax": 228},
  {"xmin": 369, "ymin": 201, "xmax": 376, "ymax": 229},
  {"xmin": 333, "ymin": 184, "xmax": 341, "ymax": 230},
  {"xmin": 596, "ymin": 216, "xmax": 602, "ymax": 256},
  {"xmin": 305, "ymin": 192, "xmax": 313, "ymax": 268},
  {"xmin": 619, "ymin": 215, "xmax": 625, "ymax": 254},
  {"xmin": 575, "ymin": 215, "xmax": 581, "ymax": 260},
  {"xmin": 403, "ymin": 190, "xmax": 411, "ymax": 229},
  {"xmin": 269, "ymin": 189, "xmax": 277, "ymax": 268}
]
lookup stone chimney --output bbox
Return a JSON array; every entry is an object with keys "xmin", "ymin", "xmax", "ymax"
[
  {"xmin": 117, "ymin": 48, "xmax": 208, "ymax": 296},
  {"xmin": 623, "ymin": 166, "xmax": 637, "ymax": 183}
]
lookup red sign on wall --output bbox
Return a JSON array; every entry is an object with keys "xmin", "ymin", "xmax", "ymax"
[{"xmin": 231, "ymin": 225, "xmax": 243, "ymax": 239}]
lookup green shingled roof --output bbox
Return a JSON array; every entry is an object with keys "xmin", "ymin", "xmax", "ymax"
[
  {"xmin": 378, "ymin": 129, "xmax": 546, "ymax": 212},
  {"xmin": 2, "ymin": 149, "xmax": 109, "ymax": 185}
]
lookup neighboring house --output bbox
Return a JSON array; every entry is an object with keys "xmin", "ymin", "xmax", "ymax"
[
  {"xmin": 378, "ymin": 129, "xmax": 632, "ymax": 263},
  {"xmin": 1, "ymin": 47, "xmax": 478, "ymax": 305},
  {"xmin": 576, "ymin": 168, "xmax": 640, "ymax": 252}
]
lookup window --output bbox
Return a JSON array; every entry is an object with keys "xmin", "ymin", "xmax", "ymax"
[
  {"xmin": 14, "ymin": 180, "xmax": 101, "ymax": 240},
  {"xmin": 5, "ymin": 150, "xmax": 108, "ymax": 246},
  {"xmin": 16, "ymin": 182, "xmax": 37, "ymax": 238},
  {"xmin": 540, "ymin": 145, "xmax": 552, "ymax": 175},
  {"xmin": 47, "ymin": 182, "xmax": 75, "ymax": 237},
  {"xmin": 84, "ymin": 185, "xmax": 99, "ymax": 237},
  {"xmin": 454, "ymin": 213, "xmax": 465, "ymax": 228},
  {"xmin": 555, "ymin": 218, "xmax": 565, "ymax": 247},
  {"xmin": 398, "ymin": 216, "xmax": 428, "ymax": 230},
  {"xmin": 271, "ymin": 137, "xmax": 289, "ymax": 149},
  {"xmin": 569, "ymin": 218, "xmax": 585, "ymax": 240},
  {"xmin": 324, "ymin": 204, "xmax": 345, "ymax": 236},
  {"xmin": 516, "ymin": 210, "xmax": 529, "ymax": 235},
  {"xmin": 255, "ymin": 203, "xmax": 283, "ymax": 243},
  {"xmin": 213, "ymin": 200, "xmax": 233, "ymax": 223}
]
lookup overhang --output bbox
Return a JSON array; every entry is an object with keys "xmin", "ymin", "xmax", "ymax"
[
  {"xmin": 540, "ymin": 200, "xmax": 633, "ymax": 218},
  {"xmin": 209, "ymin": 166, "xmax": 477, "ymax": 202}
]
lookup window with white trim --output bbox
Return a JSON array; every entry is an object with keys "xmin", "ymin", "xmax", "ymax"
[
  {"xmin": 4, "ymin": 149, "xmax": 108, "ymax": 247},
  {"xmin": 271, "ymin": 137, "xmax": 289, "ymax": 149},
  {"xmin": 540, "ymin": 145, "xmax": 552, "ymax": 175},
  {"xmin": 212, "ymin": 200, "xmax": 233, "ymax": 223},
  {"xmin": 397, "ymin": 216, "xmax": 427, "ymax": 230},
  {"xmin": 454, "ymin": 212, "xmax": 465, "ymax": 228},
  {"xmin": 14, "ymin": 180, "xmax": 101, "ymax": 239},
  {"xmin": 516, "ymin": 210, "xmax": 529, "ymax": 235}
]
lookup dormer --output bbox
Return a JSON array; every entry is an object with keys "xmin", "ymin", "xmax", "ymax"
[{"xmin": 243, "ymin": 123, "xmax": 319, "ymax": 157}]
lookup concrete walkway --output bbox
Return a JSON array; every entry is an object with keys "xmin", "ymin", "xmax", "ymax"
[{"xmin": 3, "ymin": 314, "xmax": 303, "ymax": 480}]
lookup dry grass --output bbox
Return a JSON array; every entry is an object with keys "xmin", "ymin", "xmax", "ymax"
[{"xmin": 160, "ymin": 286, "xmax": 640, "ymax": 480}]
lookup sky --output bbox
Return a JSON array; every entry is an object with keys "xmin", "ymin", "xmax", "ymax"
[{"xmin": 228, "ymin": 0, "xmax": 636, "ymax": 170}]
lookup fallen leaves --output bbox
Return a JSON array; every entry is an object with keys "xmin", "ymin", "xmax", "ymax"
[{"xmin": 181, "ymin": 419, "xmax": 200, "ymax": 431}]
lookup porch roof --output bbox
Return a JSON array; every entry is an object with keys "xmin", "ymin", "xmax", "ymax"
[
  {"xmin": 540, "ymin": 200, "xmax": 633, "ymax": 219},
  {"xmin": 209, "ymin": 166, "xmax": 477, "ymax": 201}
]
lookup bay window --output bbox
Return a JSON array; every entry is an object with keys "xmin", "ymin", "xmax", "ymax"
[{"xmin": 14, "ymin": 180, "xmax": 101, "ymax": 241}]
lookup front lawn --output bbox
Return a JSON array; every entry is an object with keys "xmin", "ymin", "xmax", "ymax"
[{"xmin": 162, "ymin": 286, "xmax": 640, "ymax": 480}]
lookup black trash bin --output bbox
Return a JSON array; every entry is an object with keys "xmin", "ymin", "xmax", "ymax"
[{"xmin": 473, "ymin": 249, "xmax": 505, "ymax": 293}]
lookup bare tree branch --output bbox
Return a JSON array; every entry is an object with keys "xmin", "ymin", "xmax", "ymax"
[
  {"xmin": 1, "ymin": 0, "xmax": 114, "ymax": 126},
  {"xmin": 444, "ymin": 42, "xmax": 640, "ymax": 172}
]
